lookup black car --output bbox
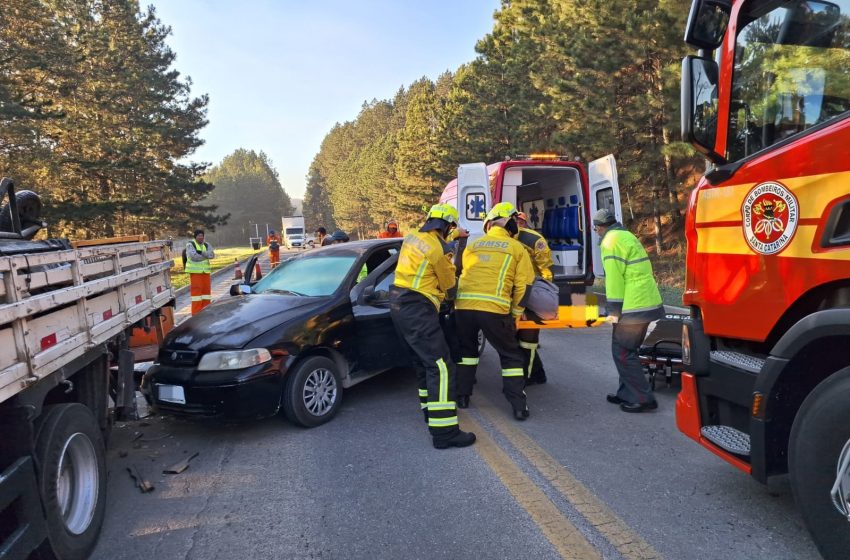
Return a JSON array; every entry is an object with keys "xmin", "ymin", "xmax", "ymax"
[{"xmin": 147, "ymin": 239, "xmax": 412, "ymax": 427}]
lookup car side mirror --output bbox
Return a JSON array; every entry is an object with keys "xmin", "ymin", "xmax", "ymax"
[
  {"xmin": 230, "ymin": 283, "xmax": 251, "ymax": 296},
  {"xmin": 359, "ymin": 285, "xmax": 376, "ymax": 306}
]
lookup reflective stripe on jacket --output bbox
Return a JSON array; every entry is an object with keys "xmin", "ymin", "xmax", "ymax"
[
  {"xmin": 456, "ymin": 226, "xmax": 535, "ymax": 317},
  {"xmin": 393, "ymin": 230, "xmax": 456, "ymax": 309},
  {"xmin": 185, "ymin": 240, "xmax": 213, "ymax": 274},
  {"xmin": 600, "ymin": 225, "xmax": 663, "ymax": 320},
  {"xmin": 517, "ymin": 227, "xmax": 553, "ymax": 282}
]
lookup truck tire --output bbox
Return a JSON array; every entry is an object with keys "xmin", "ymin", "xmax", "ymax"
[
  {"xmin": 789, "ymin": 366, "xmax": 850, "ymax": 560},
  {"xmin": 34, "ymin": 404, "xmax": 107, "ymax": 560},
  {"xmin": 282, "ymin": 356, "xmax": 343, "ymax": 428}
]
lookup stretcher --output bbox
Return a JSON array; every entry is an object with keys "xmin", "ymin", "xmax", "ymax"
[
  {"xmin": 639, "ymin": 314, "xmax": 686, "ymax": 390},
  {"xmin": 515, "ymin": 292, "xmax": 607, "ymax": 330}
]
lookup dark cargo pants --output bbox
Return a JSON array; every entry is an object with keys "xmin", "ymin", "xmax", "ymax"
[
  {"xmin": 612, "ymin": 321, "xmax": 655, "ymax": 405},
  {"xmin": 455, "ymin": 310, "xmax": 527, "ymax": 413},
  {"xmin": 517, "ymin": 328, "xmax": 546, "ymax": 383},
  {"xmin": 389, "ymin": 287, "xmax": 460, "ymax": 441}
]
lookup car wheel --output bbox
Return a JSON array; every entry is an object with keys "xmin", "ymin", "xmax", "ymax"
[
  {"xmin": 789, "ymin": 366, "xmax": 850, "ymax": 560},
  {"xmin": 34, "ymin": 404, "xmax": 107, "ymax": 560},
  {"xmin": 282, "ymin": 356, "xmax": 343, "ymax": 428}
]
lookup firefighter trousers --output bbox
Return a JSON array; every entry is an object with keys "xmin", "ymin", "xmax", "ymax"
[
  {"xmin": 455, "ymin": 310, "xmax": 527, "ymax": 413},
  {"xmin": 612, "ymin": 321, "xmax": 655, "ymax": 405},
  {"xmin": 389, "ymin": 287, "xmax": 460, "ymax": 441},
  {"xmin": 189, "ymin": 273, "xmax": 212, "ymax": 315},
  {"xmin": 269, "ymin": 248, "xmax": 280, "ymax": 268},
  {"xmin": 517, "ymin": 328, "xmax": 546, "ymax": 383}
]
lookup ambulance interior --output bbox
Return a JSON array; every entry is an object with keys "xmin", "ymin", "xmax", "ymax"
[{"xmin": 501, "ymin": 166, "xmax": 586, "ymax": 279}]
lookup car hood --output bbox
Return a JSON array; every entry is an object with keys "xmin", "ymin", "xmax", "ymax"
[{"xmin": 166, "ymin": 294, "xmax": 326, "ymax": 351}]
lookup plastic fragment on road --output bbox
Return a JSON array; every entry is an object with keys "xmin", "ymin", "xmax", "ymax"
[{"xmin": 163, "ymin": 452, "xmax": 199, "ymax": 475}]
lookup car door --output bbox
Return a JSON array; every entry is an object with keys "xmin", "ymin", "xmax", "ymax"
[
  {"xmin": 587, "ymin": 154, "xmax": 623, "ymax": 278},
  {"xmin": 349, "ymin": 252, "xmax": 410, "ymax": 376}
]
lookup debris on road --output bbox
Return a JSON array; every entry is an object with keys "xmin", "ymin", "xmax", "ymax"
[
  {"xmin": 163, "ymin": 452, "xmax": 200, "ymax": 474},
  {"xmin": 127, "ymin": 465, "xmax": 155, "ymax": 493}
]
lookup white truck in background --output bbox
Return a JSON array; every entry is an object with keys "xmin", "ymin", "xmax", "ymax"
[
  {"xmin": 0, "ymin": 178, "xmax": 175, "ymax": 560},
  {"xmin": 281, "ymin": 215, "xmax": 306, "ymax": 249}
]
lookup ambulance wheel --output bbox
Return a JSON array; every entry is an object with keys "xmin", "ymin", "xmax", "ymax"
[
  {"xmin": 282, "ymin": 356, "xmax": 343, "ymax": 428},
  {"xmin": 789, "ymin": 366, "xmax": 850, "ymax": 560},
  {"xmin": 34, "ymin": 404, "xmax": 107, "ymax": 560}
]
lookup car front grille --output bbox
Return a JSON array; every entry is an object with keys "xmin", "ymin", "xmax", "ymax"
[{"xmin": 158, "ymin": 348, "xmax": 199, "ymax": 366}]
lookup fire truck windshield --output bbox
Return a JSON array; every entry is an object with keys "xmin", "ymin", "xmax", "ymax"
[{"xmin": 727, "ymin": 0, "xmax": 850, "ymax": 161}]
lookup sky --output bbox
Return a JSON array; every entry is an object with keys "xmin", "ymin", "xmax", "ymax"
[{"xmin": 150, "ymin": 0, "xmax": 501, "ymax": 200}]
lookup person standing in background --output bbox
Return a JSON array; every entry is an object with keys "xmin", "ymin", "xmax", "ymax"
[{"xmin": 185, "ymin": 229, "xmax": 215, "ymax": 315}]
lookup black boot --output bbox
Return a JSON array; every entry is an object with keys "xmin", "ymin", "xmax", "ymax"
[
  {"xmin": 433, "ymin": 430, "xmax": 476, "ymax": 449},
  {"xmin": 423, "ymin": 408, "xmax": 429, "ymax": 423},
  {"xmin": 513, "ymin": 406, "xmax": 530, "ymax": 421},
  {"xmin": 457, "ymin": 395, "xmax": 470, "ymax": 409}
]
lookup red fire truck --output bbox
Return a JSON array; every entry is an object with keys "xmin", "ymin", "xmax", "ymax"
[{"xmin": 678, "ymin": 1, "xmax": 850, "ymax": 557}]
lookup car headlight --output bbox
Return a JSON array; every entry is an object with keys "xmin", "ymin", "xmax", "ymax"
[{"xmin": 197, "ymin": 348, "xmax": 272, "ymax": 371}]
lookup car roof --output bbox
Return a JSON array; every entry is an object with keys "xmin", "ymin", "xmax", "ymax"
[{"xmin": 311, "ymin": 238, "xmax": 402, "ymax": 256}]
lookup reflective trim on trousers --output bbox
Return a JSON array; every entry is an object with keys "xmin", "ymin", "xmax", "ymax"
[
  {"xmin": 518, "ymin": 341, "xmax": 538, "ymax": 350},
  {"xmin": 418, "ymin": 389, "xmax": 429, "ymax": 397},
  {"xmin": 459, "ymin": 357, "xmax": 479, "ymax": 365},
  {"xmin": 427, "ymin": 401, "xmax": 457, "ymax": 411},
  {"xmin": 502, "ymin": 368, "xmax": 525, "ymax": 377},
  {"xmin": 190, "ymin": 295, "xmax": 212, "ymax": 302},
  {"xmin": 428, "ymin": 416, "xmax": 459, "ymax": 428},
  {"xmin": 437, "ymin": 358, "xmax": 449, "ymax": 403}
]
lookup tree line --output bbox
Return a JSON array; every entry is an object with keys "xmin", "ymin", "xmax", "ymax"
[
  {"xmin": 305, "ymin": 0, "xmax": 703, "ymax": 252},
  {"xmin": 0, "ymin": 0, "xmax": 225, "ymax": 239}
]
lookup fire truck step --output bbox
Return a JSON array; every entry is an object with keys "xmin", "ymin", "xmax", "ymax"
[
  {"xmin": 710, "ymin": 350, "xmax": 765, "ymax": 374},
  {"xmin": 701, "ymin": 425, "xmax": 751, "ymax": 457}
]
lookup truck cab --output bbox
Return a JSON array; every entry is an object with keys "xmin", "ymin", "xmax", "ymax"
[
  {"xmin": 678, "ymin": 1, "xmax": 850, "ymax": 557},
  {"xmin": 439, "ymin": 154, "xmax": 623, "ymax": 287}
]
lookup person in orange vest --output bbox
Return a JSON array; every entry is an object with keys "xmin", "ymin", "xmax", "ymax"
[
  {"xmin": 185, "ymin": 229, "xmax": 215, "ymax": 315},
  {"xmin": 378, "ymin": 219, "xmax": 403, "ymax": 238},
  {"xmin": 267, "ymin": 229, "xmax": 281, "ymax": 268}
]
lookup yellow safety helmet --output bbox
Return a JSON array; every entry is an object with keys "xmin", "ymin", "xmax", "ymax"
[
  {"xmin": 484, "ymin": 201, "xmax": 518, "ymax": 223},
  {"xmin": 426, "ymin": 203, "xmax": 459, "ymax": 225}
]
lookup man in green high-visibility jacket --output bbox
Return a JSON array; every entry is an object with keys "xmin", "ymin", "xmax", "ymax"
[{"xmin": 593, "ymin": 209, "xmax": 664, "ymax": 413}]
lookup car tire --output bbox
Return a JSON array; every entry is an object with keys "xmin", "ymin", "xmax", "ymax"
[
  {"xmin": 789, "ymin": 366, "xmax": 850, "ymax": 560},
  {"xmin": 282, "ymin": 356, "xmax": 343, "ymax": 428},
  {"xmin": 33, "ymin": 403, "xmax": 107, "ymax": 560}
]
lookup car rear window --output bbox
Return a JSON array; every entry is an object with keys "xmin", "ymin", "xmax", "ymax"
[{"xmin": 253, "ymin": 255, "xmax": 357, "ymax": 297}]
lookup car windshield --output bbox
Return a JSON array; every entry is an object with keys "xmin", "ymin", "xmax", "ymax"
[{"xmin": 252, "ymin": 255, "xmax": 357, "ymax": 297}]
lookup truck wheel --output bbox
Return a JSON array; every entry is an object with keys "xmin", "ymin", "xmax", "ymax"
[
  {"xmin": 789, "ymin": 366, "xmax": 850, "ymax": 560},
  {"xmin": 282, "ymin": 356, "xmax": 343, "ymax": 428},
  {"xmin": 34, "ymin": 404, "xmax": 107, "ymax": 560}
]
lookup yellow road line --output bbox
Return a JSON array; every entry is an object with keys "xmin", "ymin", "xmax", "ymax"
[
  {"xmin": 459, "ymin": 410, "xmax": 601, "ymax": 560},
  {"xmin": 475, "ymin": 397, "xmax": 663, "ymax": 560}
]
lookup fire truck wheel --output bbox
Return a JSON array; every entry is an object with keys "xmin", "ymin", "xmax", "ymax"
[
  {"xmin": 33, "ymin": 404, "xmax": 107, "ymax": 560},
  {"xmin": 789, "ymin": 366, "xmax": 850, "ymax": 560},
  {"xmin": 282, "ymin": 356, "xmax": 343, "ymax": 428}
]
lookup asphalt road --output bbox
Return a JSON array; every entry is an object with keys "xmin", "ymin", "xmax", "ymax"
[{"xmin": 90, "ymin": 271, "xmax": 821, "ymax": 560}]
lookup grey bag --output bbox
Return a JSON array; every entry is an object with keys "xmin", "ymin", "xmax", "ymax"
[{"xmin": 525, "ymin": 277, "xmax": 559, "ymax": 320}]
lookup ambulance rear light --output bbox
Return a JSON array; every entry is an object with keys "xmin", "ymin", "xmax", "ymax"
[{"xmin": 682, "ymin": 323, "xmax": 691, "ymax": 365}]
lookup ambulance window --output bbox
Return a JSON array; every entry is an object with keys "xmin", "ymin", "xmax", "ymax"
[
  {"xmin": 727, "ymin": 0, "xmax": 850, "ymax": 161},
  {"xmin": 596, "ymin": 187, "xmax": 615, "ymax": 214}
]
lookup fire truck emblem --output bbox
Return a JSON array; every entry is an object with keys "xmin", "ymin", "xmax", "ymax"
[{"xmin": 742, "ymin": 181, "xmax": 798, "ymax": 255}]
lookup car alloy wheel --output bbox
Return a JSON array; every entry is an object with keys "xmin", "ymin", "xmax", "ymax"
[
  {"xmin": 282, "ymin": 356, "xmax": 344, "ymax": 428},
  {"xmin": 303, "ymin": 367, "xmax": 338, "ymax": 416}
]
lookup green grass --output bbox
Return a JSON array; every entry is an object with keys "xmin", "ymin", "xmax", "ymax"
[{"xmin": 170, "ymin": 246, "xmax": 262, "ymax": 290}]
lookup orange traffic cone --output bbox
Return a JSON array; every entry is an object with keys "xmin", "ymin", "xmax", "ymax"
[
  {"xmin": 234, "ymin": 258, "xmax": 243, "ymax": 280},
  {"xmin": 254, "ymin": 262, "xmax": 263, "ymax": 280}
]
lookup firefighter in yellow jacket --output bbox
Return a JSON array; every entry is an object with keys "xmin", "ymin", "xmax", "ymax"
[
  {"xmin": 455, "ymin": 202, "xmax": 536, "ymax": 421},
  {"xmin": 389, "ymin": 204, "xmax": 476, "ymax": 449},
  {"xmin": 515, "ymin": 211, "xmax": 554, "ymax": 385}
]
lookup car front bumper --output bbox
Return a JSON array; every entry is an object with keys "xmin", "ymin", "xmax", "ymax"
[{"xmin": 148, "ymin": 361, "xmax": 285, "ymax": 420}]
